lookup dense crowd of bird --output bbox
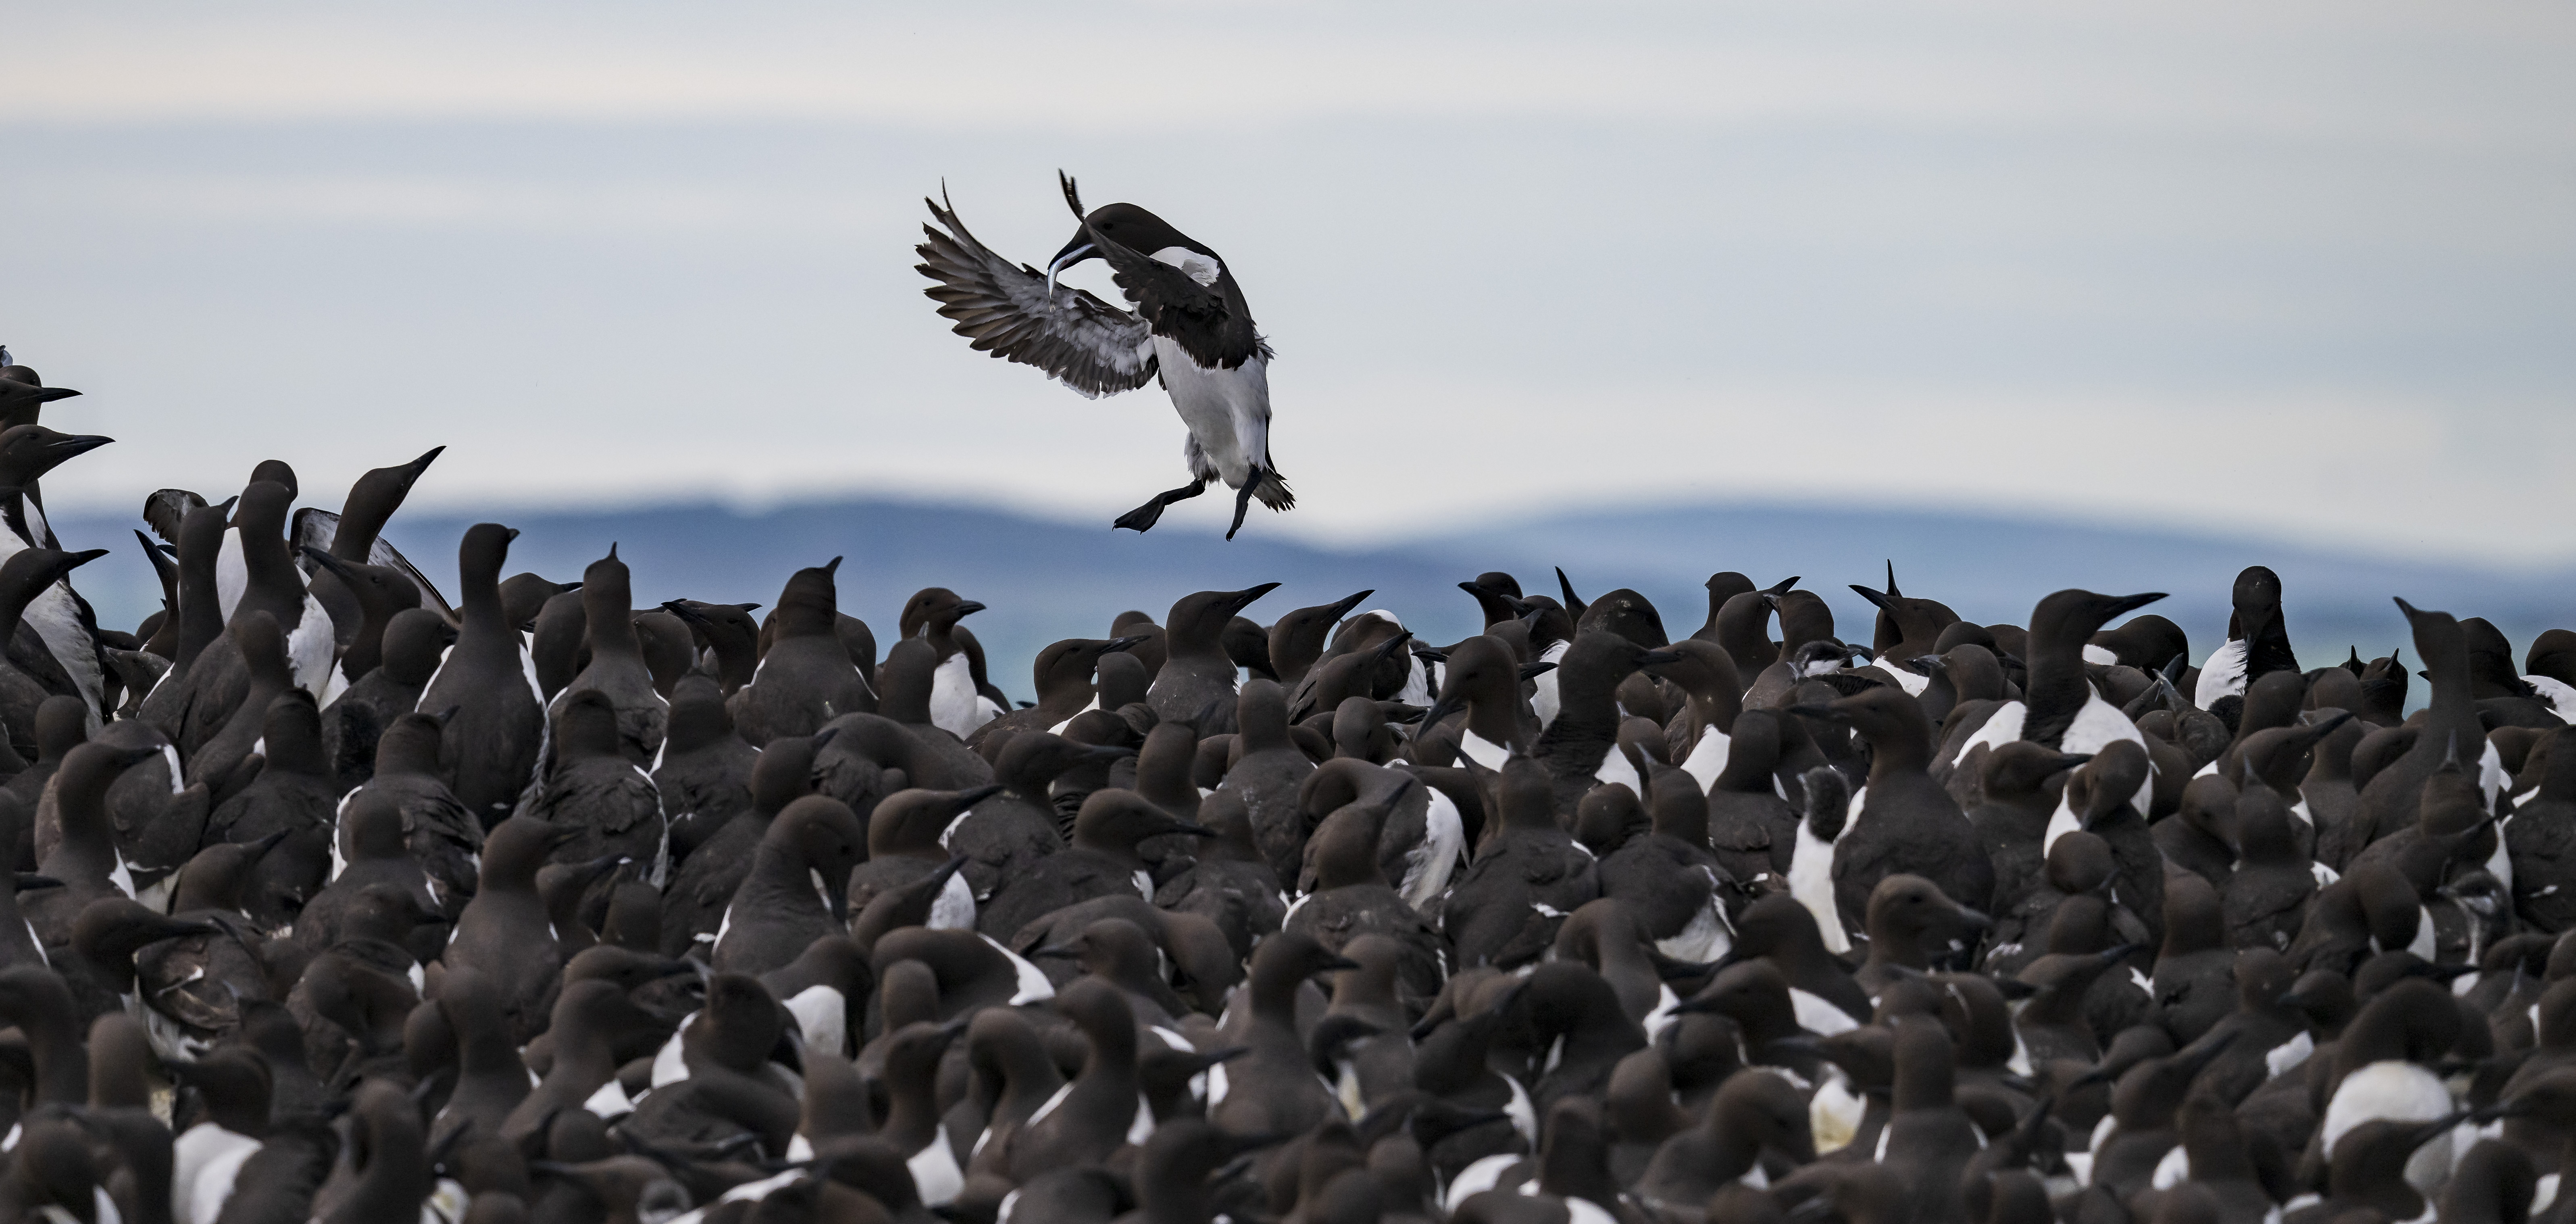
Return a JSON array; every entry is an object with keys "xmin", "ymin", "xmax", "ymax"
[{"xmin": 2, "ymin": 350, "xmax": 2576, "ymax": 1224}]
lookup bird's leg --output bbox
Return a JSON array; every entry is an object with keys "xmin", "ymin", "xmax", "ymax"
[
  {"xmin": 1113, "ymin": 479, "xmax": 1207, "ymax": 533},
  {"xmin": 1224, "ymin": 469, "xmax": 1262, "ymax": 541}
]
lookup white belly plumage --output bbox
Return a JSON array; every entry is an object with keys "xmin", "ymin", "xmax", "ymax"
[
  {"xmin": 1789, "ymin": 789, "xmax": 1859, "ymax": 955},
  {"xmin": 1679, "ymin": 726, "xmax": 1731, "ymax": 790},
  {"xmin": 929, "ymin": 650, "xmax": 993, "ymax": 738},
  {"xmin": 2193, "ymin": 638, "xmax": 2250, "ymax": 709},
  {"xmin": 1874, "ymin": 656, "xmax": 1930, "ymax": 697},
  {"xmin": 1153, "ymin": 339, "xmax": 1269, "ymax": 489},
  {"xmin": 1530, "ymin": 640, "xmax": 1570, "ymax": 730}
]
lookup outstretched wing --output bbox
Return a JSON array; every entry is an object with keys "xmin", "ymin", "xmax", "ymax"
[
  {"xmin": 141, "ymin": 489, "xmax": 206, "ymax": 545},
  {"xmin": 1086, "ymin": 225, "xmax": 1265, "ymax": 371},
  {"xmin": 289, "ymin": 506, "xmax": 337, "ymax": 559},
  {"xmin": 290, "ymin": 506, "xmax": 458, "ymax": 621},
  {"xmin": 916, "ymin": 190, "xmax": 1157, "ymax": 398}
]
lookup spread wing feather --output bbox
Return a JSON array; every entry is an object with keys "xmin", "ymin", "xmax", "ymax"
[
  {"xmin": 916, "ymin": 191, "xmax": 1157, "ymax": 398},
  {"xmin": 142, "ymin": 489, "xmax": 206, "ymax": 545},
  {"xmin": 289, "ymin": 507, "xmax": 457, "ymax": 621}
]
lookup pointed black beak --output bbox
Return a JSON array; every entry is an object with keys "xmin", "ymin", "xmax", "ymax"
[
  {"xmin": 1046, "ymin": 232, "xmax": 1098, "ymax": 294},
  {"xmin": 2100, "ymin": 592, "xmax": 2168, "ymax": 620},
  {"xmin": 302, "ymin": 546, "xmax": 359, "ymax": 580},
  {"xmin": 44, "ymin": 434, "xmax": 114, "ymax": 464},
  {"xmin": 404, "ymin": 446, "xmax": 445, "ymax": 483}
]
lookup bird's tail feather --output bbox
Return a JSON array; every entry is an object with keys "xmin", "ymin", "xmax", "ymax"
[{"xmin": 1255, "ymin": 468, "xmax": 1294, "ymax": 512}]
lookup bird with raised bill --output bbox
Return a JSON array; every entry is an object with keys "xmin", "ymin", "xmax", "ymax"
[{"xmin": 918, "ymin": 172, "xmax": 1291, "ymax": 539}]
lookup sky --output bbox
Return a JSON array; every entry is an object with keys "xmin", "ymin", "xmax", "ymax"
[{"xmin": 4, "ymin": 1, "xmax": 2571, "ymax": 565}]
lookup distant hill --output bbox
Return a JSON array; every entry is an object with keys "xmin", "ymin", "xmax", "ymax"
[{"xmin": 50, "ymin": 496, "xmax": 2573, "ymax": 704}]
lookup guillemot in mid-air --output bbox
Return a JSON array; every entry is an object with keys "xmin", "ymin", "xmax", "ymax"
[{"xmin": 917, "ymin": 173, "xmax": 1291, "ymax": 539}]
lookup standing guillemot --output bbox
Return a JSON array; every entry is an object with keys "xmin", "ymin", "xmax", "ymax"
[
  {"xmin": 1849, "ymin": 562, "xmax": 1958, "ymax": 697},
  {"xmin": 900, "ymin": 586, "xmax": 1002, "ymax": 740},
  {"xmin": 2194, "ymin": 565, "xmax": 2298, "ymax": 712},
  {"xmin": 0, "ymin": 428, "xmax": 112, "ymax": 724},
  {"xmin": 1940, "ymin": 588, "xmax": 2167, "ymax": 817},
  {"xmin": 918, "ymin": 174, "xmax": 1291, "ymax": 538},
  {"xmin": 292, "ymin": 446, "xmax": 452, "ymax": 643}
]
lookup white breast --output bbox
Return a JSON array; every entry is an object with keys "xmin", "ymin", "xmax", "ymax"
[
  {"xmin": 1398, "ymin": 788, "xmax": 1465, "ymax": 911},
  {"xmin": 650, "ymin": 1012, "xmax": 696, "ymax": 1087},
  {"xmin": 2479, "ymin": 738, "xmax": 2508, "ymax": 809},
  {"xmin": 2320, "ymin": 1059, "xmax": 2451, "ymax": 1154},
  {"xmin": 1945, "ymin": 702, "xmax": 2028, "ymax": 769},
  {"xmin": 214, "ymin": 531, "xmax": 247, "ymax": 622},
  {"xmin": 1679, "ymin": 726, "xmax": 1731, "ymax": 790},
  {"xmin": 930, "ymin": 872, "xmax": 977, "ymax": 930},
  {"xmin": 2063, "ymin": 689, "xmax": 2155, "ymax": 814},
  {"xmin": 1790, "ymin": 986, "xmax": 1863, "ymax": 1036},
  {"xmin": 581, "ymin": 1076, "xmax": 636, "ymax": 1120},
  {"xmin": 1504, "ymin": 1072, "xmax": 1536, "ymax": 1141},
  {"xmin": 1810, "ymin": 1068, "xmax": 1866, "ymax": 1155},
  {"xmin": 174, "ymin": 1121, "xmax": 262, "ymax": 1224},
  {"xmin": 980, "ymin": 934, "xmax": 1058, "ymax": 1005},
  {"xmin": 1152, "ymin": 338, "xmax": 1269, "ymax": 488},
  {"xmin": 2266, "ymin": 1030, "xmax": 2314, "ymax": 1079},
  {"xmin": 1789, "ymin": 797, "xmax": 1853, "ymax": 955},
  {"xmin": 1047, "ymin": 694, "xmax": 1100, "ymax": 736},
  {"xmin": 25, "ymin": 585, "xmax": 103, "ymax": 724},
  {"xmin": 2149, "ymin": 1143, "xmax": 2189, "ymax": 1189},
  {"xmin": 287, "ymin": 592, "xmax": 338, "ymax": 700},
  {"xmin": 1656, "ymin": 884, "xmax": 1733, "ymax": 973},
  {"xmin": 2527, "ymin": 676, "xmax": 2576, "ymax": 724},
  {"xmin": 1442, "ymin": 1153, "xmax": 1526, "ymax": 1214},
  {"xmin": 2041, "ymin": 791, "xmax": 2080, "ymax": 857},
  {"xmin": 1459, "ymin": 728, "xmax": 1511, "ymax": 772},
  {"xmin": 708, "ymin": 1168, "xmax": 802, "ymax": 1211},
  {"xmin": 907, "ymin": 1124, "xmax": 965, "ymax": 1206},
  {"xmin": 928, "ymin": 650, "xmax": 991, "ymax": 739},
  {"xmin": 2193, "ymin": 639, "xmax": 2250, "ymax": 709},
  {"xmin": 1876, "ymin": 656, "xmax": 1931, "ymax": 697},
  {"xmin": 1530, "ymin": 640, "xmax": 1570, "ymax": 730},
  {"xmin": 1564, "ymin": 1197, "xmax": 1622, "ymax": 1224},
  {"xmin": 783, "ymin": 984, "xmax": 846, "ymax": 1059},
  {"xmin": 1592, "ymin": 742, "xmax": 1640, "ymax": 797}
]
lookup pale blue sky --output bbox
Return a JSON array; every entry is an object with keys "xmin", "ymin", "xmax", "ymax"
[{"xmin": 4, "ymin": 2, "xmax": 2570, "ymax": 562}]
